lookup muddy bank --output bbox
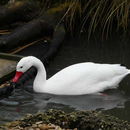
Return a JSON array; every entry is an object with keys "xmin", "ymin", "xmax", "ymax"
[{"xmin": 1, "ymin": 109, "xmax": 130, "ymax": 130}]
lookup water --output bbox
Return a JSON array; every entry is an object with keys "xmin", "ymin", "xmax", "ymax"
[{"xmin": 0, "ymin": 33, "xmax": 130, "ymax": 124}]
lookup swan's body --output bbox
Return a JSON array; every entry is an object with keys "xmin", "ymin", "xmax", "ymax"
[{"xmin": 13, "ymin": 56, "xmax": 130, "ymax": 95}]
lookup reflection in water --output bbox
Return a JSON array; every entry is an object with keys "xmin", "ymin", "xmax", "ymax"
[
  {"xmin": 0, "ymin": 88, "xmax": 127, "ymax": 124},
  {"xmin": 0, "ymin": 33, "xmax": 130, "ymax": 124},
  {"xmin": 104, "ymin": 98, "xmax": 130, "ymax": 121},
  {"xmin": 47, "ymin": 90, "xmax": 126, "ymax": 110}
]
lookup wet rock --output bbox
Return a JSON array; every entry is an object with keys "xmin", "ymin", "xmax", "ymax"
[
  {"xmin": 1, "ymin": 109, "xmax": 130, "ymax": 130},
  {"xmin": 0, "ymin": 58, "xmax": 16, "ymax": 80},
  {"xmin": 0, "ymin": 81, "xmax": 14, "ymax": 97}
]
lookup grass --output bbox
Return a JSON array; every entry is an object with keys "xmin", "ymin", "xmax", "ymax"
[
  {"xmin": 68, "ymin": 0, "xmax": 130, "ymax": 39},
  {"xmin": 29, "ymin": 0, "xmax": 130, "ymax": 39}
]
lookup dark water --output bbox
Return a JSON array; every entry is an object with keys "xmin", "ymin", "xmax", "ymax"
[{"xmin": 1, "ymin": 33, "xmax": 130, "ymax": 124}]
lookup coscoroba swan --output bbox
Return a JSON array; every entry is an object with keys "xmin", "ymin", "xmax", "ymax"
[{"xmin": 12, "ymin": 56, "xmax": 130, "ymax": 95}]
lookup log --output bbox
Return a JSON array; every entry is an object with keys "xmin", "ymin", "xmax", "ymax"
[
  {"xmin": 0, "ymin": 1, "xmax": 39, "ymax": 27},
  {"xmin": 0, "ymin": 19, "xmax": 54, "ymax": 52},
  {"xmin": 43, "ymin": 24, "xmax": 65, "ymax": 62},
  {"xmin": 0, "ymin": 2, "xmax": 69, "ymax": 52}
]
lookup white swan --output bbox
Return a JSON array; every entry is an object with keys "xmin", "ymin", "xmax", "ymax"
[{"xmin": 12, "ymin": 56, "xmax": 130, "ymax": 95}]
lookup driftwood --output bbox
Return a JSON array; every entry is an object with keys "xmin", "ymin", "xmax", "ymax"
[
  {"xmin": 0, "ymin": 2, "xmax": 69, "ymax": 52},
  {"xmin": 0, "ymin": 19, "xmax": 54, "ymax": 52},
  {"xmin": 43, "ymin": 25, "xmax": 66, "ymax": 62},
  {"xmin": 0, "ymin": 1, "xmax": 39, "ymax": 27}
]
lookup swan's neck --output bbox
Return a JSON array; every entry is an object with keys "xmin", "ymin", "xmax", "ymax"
[{"xmin": 33, "ymin": 60, "xmax": 46, "ymax": 92}]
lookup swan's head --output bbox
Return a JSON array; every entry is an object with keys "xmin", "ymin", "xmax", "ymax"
[{"xmin": 12, "ymin": 56, "xmax": 37, "ymax": 82}]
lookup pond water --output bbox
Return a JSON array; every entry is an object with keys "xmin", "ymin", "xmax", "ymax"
[{"xmin": 0, "ymin": 33, "xmax": 130, "ymax": 124}]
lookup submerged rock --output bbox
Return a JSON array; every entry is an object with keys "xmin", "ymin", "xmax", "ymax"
[
  {"xmin": 0, "ymin": 81, "xmax": 14, "ymax": 97},
  {"xmin": 1, "ymin": 109, "xmax": 130, "ymax": 130}
]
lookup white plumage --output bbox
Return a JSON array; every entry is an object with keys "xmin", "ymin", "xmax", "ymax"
[{"xmin": 13, "ymin": 56, "xmax": 130, "ymax": 95}]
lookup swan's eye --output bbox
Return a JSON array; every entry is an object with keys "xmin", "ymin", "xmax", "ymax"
[{"xmin": 20, "ymin": 66, "xmax": 23, "ymax": 69}]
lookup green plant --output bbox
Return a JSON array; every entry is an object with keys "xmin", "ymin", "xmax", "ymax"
[{"xmin": 40, "ymin": 0, "xmax": 130, "ymax": 39}]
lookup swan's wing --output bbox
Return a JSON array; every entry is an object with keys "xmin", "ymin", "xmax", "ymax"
[{"xmin": 45, "ymin": 63, "xmax": 129, "ymax": 95}]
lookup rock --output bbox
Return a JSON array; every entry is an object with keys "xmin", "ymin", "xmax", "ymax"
[{"xmin": 1, "ymin": 109, "xmax": 130, "ymax": 130}]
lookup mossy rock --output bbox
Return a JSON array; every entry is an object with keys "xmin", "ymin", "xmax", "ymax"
[{"xmin": 1, "ymin": 109, "xmax": 130, "ymax": 130}]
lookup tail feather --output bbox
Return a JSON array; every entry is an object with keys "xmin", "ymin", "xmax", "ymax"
[{"xmin": 128, "ymin": 69, "xmax": 130, "ymax": 74}]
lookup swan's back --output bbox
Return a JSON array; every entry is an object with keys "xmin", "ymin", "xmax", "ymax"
[{"xmin": 45, "ymin": 62, "xmax": 129, "ymax": 95}]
